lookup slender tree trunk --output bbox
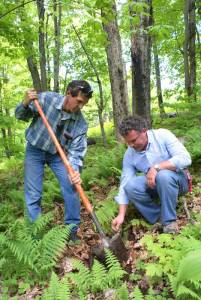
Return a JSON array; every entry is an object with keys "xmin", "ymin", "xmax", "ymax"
[
  {"xmin": 130, "ymin": 0, "xmax": 152, "ymax": 127},
  {"xmin": 72, "ymin": 25, "xmax": 107, "ymax": 147},
  {"xmin": 26, "ymin": 54, "xmax": 42, "ymax": 92},
  {"xmin": 153, "ymin": 43, "xmax": 165, "ymax": 116},
  {"xmin": 37, "ymin": 0, "xmax": 47, "ymax": 91},
  {"xmin": 101, "ymin": 1, "xmax": 129, "ymax": 139},
  {"xmin": 46, "ymin": 13, "xmax": 51, "ymax": 90},
  {"xmin": 183, "ymin": 0, "xmax": 196, "ymax": 101},
  {"xmin": 53, "ymin": 0, "xmax": 61, "ymax": 92}
]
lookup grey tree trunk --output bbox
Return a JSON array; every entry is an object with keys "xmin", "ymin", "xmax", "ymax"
[
  {"xmin": 37, "ymin": 0, "xmax": 47, "ymax": 91},
  {"xmin": 45, "ymin": 13, "xmax": 51, "ymax": 90},
  {"xmin": 101, "ymin": 1, "xmax": 129, "ymax": 139},
  {"xmin": 72, "ymin": 25, "xmax": 107, "ymax": 147},
  {"xmin": 130, "ymin": 0, "xmax": 152, "ymax": 127},
  {"xmin": 26, "ymin": 53, "xmax": 42, "ymax": 92},
  {"xmin": 53, "ymin": 0, "xmax": 61, "ymax": 92},
  {"xmin": 153, "ymin": 42, "xmax": 165, "ymax": 116},
  {"xmin": 183, "ymin": 0, "xmax": 196, "ymax": 101}
]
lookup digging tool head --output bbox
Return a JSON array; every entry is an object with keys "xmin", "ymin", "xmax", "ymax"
[{"xmin": 91, "ymin": 232, "xmax": 128, "ymax": 264}]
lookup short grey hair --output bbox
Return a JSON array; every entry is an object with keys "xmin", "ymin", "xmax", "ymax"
[{"xmin": 119, "ymin": 115, "xmax": 148, "ymax": 136}]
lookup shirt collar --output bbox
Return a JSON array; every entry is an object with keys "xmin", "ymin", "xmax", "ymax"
[{"xmin": 54, "ymin": 95, "xmax": 77, "ymax": 120}]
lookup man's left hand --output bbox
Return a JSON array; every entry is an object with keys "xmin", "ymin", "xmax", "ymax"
[
  {"xmin": 146, "ymin": 167, "xmax": 158, "ymax": 188},
  {"xmin": 69, "ymin": 171, "xmax": 82, "ymax": 185}
]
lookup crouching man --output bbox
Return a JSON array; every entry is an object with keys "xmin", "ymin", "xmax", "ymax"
[{"xmin": 112, "ymin": 115, "xmax": 191, "ymax": 234}]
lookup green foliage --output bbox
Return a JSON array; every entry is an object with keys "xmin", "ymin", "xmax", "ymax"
[
  {"xmin": 42, "ymin": 272, "xmax": 70, "ymax": 300},
  {"xmin": 140, "ymin": 215, "xmax": 201, "ymax": 299},
  {"xmin": 0, "ymin": 214, "xmax": 71, "ymax": 293},
  {"xmin": 66, "ymin": 249, "xmax": 127, "ymax": 298},
  {"xmin": 132, "ymin": 286, "xmax": 144, "ymax": 300}
]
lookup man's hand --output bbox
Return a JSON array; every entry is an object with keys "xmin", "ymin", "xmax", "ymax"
[
  {"xmin": 23, "ymin": 89, "xmax": 38, "ymax": 107},
  {"xmin": 146, "ymin": 167, "xmax": 158, "ymax": 188},
  {"xmin": 69, "ymin": 171, "xmax": 82, "ymax": 185},
  {"xmin": 112, "ymin": 214, "xmax": 125, "ymax": 232}
]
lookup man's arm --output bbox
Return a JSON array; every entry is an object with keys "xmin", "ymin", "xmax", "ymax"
[
  {"xmin": 112, "ymin": 149, "xmax": 136, "ymax": 231},
  {"xmin": 15, "ymin": 89, "xmax": 39, "ymax": 121},
  {"xmin": 146, "ymin": 129, "xmax": 191, "ymax": 188}
]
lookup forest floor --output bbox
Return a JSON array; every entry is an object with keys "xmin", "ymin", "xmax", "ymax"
[{"xmin": 18, "ymin": 172, "xmax": 201, "ymax": 300}]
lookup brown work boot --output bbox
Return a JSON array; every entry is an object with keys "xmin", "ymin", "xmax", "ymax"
[{"xmin": 163, "ymin": 221, "xmax": 179, "ymax": 234}]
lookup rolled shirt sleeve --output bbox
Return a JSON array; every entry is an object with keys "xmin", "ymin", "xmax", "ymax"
[
  {"xmin": 159, "ymin": 129, "xmax": 192, "ymax": 169},
  {"xmin": 67, "ymin": 133, "xmax": 87, "ymax": 172}
]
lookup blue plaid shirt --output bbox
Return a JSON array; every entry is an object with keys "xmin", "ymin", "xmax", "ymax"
[{"xmin": 15, "ymin": 92, "xmax": 88, "ymax": 171}]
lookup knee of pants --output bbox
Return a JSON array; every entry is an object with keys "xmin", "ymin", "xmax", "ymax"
[
  {"xmin": 124, "ymin": 177, "xmax": 145, "ymax": 196},
  {"xmin": 156, "ymin": 170, "xmax": 176, "ymax": 188}
]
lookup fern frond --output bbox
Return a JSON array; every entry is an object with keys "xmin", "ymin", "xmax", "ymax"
[
  {"xmin": 31, "ymin": 212, "xmax": 54, "ymax": 235},
  {"xmin": 43, "ymin": 271, "xmax": 70, "ymax": 300},
  {"xmin": 39, "ymin": 225, "xmax": 71, "ymax": 271},
  {"xmin": 69, "ymin": 259, "xmax": 91, "ymax": 292},
  {"xmin": 176, "ymin": 284, "xmax": 201, "ymax": 300},
  {"xmin": 132, "ymin": 286, "xmax": 144, "ymax": 300},
  {"xmin": 90, "ymin": 259, "xmax": 107, "ymax": 292},
  {"xmin": 105, "ymin": 249, "xmax": 127, "ymax": 286},
  {"xmin": 175, "ymin": 249, "xmax": 201, "ymax": 284},
  {"xmin": 116, "ymin": 283, "xmax": 129, "ymax": 300}
]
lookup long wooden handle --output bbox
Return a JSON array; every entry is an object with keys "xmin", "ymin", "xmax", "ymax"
[{"xmin": 33, "ymin": 99, "xmax": 93, "ymax": 213}]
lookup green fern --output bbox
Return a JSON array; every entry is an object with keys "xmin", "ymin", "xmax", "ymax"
[
  {"xmin": 105, "ymin": 249, "xmax": 127, "ymax": 286},
  {"xmin": 132, "ymin": 286, "xmax": 144, "ymax": 300},
  {"xmin": 42, "ymin": 271, "xmax": 70, "ymax": 300},
  {"xmin": 69, "ymin": 259, "xmax": 91, "ymax": 295},
  {"xmin": 90, "ymin": 259, "xmax": 108, "ymax": 292},
  {"xmin": 116, "ymin": 283, "xmax": 129, "ymax": 300},
  {"xmin": 96, "ymin": 198, "xmax": 118, "ymax": 232}
]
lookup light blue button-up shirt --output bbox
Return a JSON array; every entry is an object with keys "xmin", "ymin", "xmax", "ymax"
[
  {"xmin": 115, "ymin": 129, "xmax": 192, "ymax": 205},
  {"xmin": 15, "ymin": 92, "xmax": 88, "ymax": 170}
]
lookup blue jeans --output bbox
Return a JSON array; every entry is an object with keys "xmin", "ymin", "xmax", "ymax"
[
  {"xmin": 124, "ymin": 170, "xmax": 189, "ymax": 225},
  {"xmin": 24, "ymin": 143, "xmax": 80, "ymax": 231}
]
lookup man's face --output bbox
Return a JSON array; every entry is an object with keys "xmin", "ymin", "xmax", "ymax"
[
  {"xmin": 63, "ymin": 91, "xmax": 89, "ymax": 113},
  {"xmin": 124, "ymin": 129, "xmax": 148, "ymax": 152}
]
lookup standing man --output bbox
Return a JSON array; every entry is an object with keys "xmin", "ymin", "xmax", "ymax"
[
  {"xmin": 112, "ymin": 115, "xmax": 191, "ymax": 234},
  {"xmin": 15, "ymin": 80, "xmax": 93, "ymax": 242}
]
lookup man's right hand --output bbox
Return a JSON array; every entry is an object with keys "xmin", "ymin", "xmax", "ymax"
[
  {"xmin": 112, "ymin": 214, "xmax": 125, "ymax": 232},
  {"xmin": 23, "ymin": 89, "xmax": 38, "ymax": 107}
]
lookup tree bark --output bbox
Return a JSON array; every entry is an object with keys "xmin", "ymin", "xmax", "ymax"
[
  {"xmin": 153, "ymin": 42, "xmax": 165, "ymax": 116},
  {"xmin": 130, "ymin": 0, "xmax": 152, "ymax": 127},
  {"xmin": 37, "ymin": 0, "xmax": 47, "ymax": 91},
  {"xmin": 183, "ymin": 0, "xmax": 196, "ymax": 101},
  {"xmin": 26, "ymin": 53, "xmax": 42, "ymax": 92},
  {"xmin": 46, "ymin": 13, "xmax": 51, "ymax": 90},
  {"xmin": 101, "ymin": 1, "xmax": 129, "ymax": 139},
  {"xmin": 53, "ymin": 0, "xmax": 62, "ymax": 92}
]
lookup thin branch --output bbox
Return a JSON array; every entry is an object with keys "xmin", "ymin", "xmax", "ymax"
[{"xmin": 0, "ymin": 0, "xmax": 36, "ymax": 19}]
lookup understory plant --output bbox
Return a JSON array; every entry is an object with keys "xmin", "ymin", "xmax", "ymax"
[
  {"xmin": 0, "ymin": 213, "xmax": 71, "ymax": 296},
  {"xmin": 140, "ymin": 214, "xmax": 201, "ymax": 299}
]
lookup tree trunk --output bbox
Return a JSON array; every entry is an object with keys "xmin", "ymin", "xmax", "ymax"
[
  {"xmin": 53, "ymin": 0, "xmax": 61, "ymax": 92},
  {"xmin": 183, "ymin": 0, "xmax": 196, "ymax": 101},
  {"xmin": 130, "ymin": 0, "xmax": 152, "ymax": 127},
  {"xmin": 26, "ymin": 54, "xmax": 42, "ymax": 92},
  {"xmin": 153, "ymin": 42, "xmax": 165, "ymax": 116},
  {"xmin": 37, "ymin": 0, "xmax": 47, "ymax": 91},
  {"xmin": 101, "ymin": 1, "xmax": 129, "ymax": 139},
  {"xmin": 45, "ymin": 13, "xmax": 51, "ymax": 90}
]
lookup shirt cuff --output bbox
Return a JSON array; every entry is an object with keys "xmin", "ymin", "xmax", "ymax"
[{"xmin": 114, "ymin": 189, "xmax": 129, "ymax": 205}]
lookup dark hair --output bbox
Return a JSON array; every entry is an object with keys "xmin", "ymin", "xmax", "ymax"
[
  {"xmin": 119, "ymin": 115, "xmax": 148, "ymax": 136},
  {"xmin": 66, "ymin": 80, "xmax": 93, "ymax": 99}
]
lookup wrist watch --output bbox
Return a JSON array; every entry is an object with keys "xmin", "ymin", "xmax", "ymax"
[{"xmin": 153, "ymin": 164, "xmax": 161, "ymax": 172}]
